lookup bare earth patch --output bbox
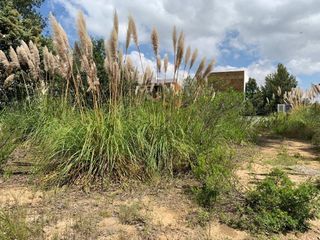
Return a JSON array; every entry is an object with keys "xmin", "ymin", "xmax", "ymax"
[
  {"xmin": 0, "ymin": 174, "xmax": 250, "ymax": 240},
  {"xmin": 237, "ymin": 136, "xmax": 320, "ymax": 185},
  {"xmin": 0, "ymin": 186, "xmax": 43, "ymax": 207}
]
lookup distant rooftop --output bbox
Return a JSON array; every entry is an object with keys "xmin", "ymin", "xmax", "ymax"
[{"xmin": 150, "ymin": 79, "xmax": 177, "ymax": 84}]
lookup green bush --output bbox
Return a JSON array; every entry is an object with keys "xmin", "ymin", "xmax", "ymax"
[
  {"xmin": 312, "ymin": 130, "xmax": 320, "ymax": 146},
  {"xmin": 233, "ymin": 169, "xmax": 319, "ymax": 233},
  {"xmin": 267, "ymin": 105, "xmax": 320, "ymax": 144},
  {"xmin": 192, "ymin": 145, "xmax": 235, "ymax": 207},
  {"xmin": 189, "ymin": 91, "xmax": 254, "ymax": 207}
]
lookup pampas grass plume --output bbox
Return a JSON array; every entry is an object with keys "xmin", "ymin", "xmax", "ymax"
[{"xmin": 151, "ymin": 27, "xmax": 159, "ymax": 56}]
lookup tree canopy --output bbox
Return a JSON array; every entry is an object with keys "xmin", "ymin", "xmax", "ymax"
[
  {"xmin": 0, "ymin": 0, "xmax": 45, "ymax": 52},
  {"xmin": 0, "ymin": 0, "xmax": 47, "ymax": 105},
  {"xmin": 0, "ymin": 0, "xmax": 44, "ymax": 22},
  {"xmin": 245, "ymin": 64, "xmax": 297, "ymax": 115},
  {"xmin": 263, "ymin": 63, "xmax": 297, "ymax": 112},
  {"xmin": 246, "ymin": 77, "xmax": 259, "ymax": 99},
  {"xmin": 245, "ymin": 78, "xmax": 265, "ymax": 115}
]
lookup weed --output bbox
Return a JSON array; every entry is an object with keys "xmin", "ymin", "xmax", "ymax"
[
  {"xmin": 229, "ymin": 169, "xmax": 320, "ymax": 233},
  {"xmin": 118, "ymin": 202, "xmax": 148, "ymax": 225},
  {"xmin": 71, "ymin": 215, "xmax": 98, "ymax": 238},
  {"xmin": 265, "ymin": 146, "xmax": 299, "ymax": 166},
  {"xmin": 187, "ymin": 209, "xmax": 211, "ymax": 227},
  {"xmin": 99, "ymin": 210, "xmax": 111, "ymax": 218},
  {"xmin": 192, "ymin": 145, "xmax": 236, "ymax": 207}
]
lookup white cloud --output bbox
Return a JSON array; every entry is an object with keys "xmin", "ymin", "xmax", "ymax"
[
  {"xmin": 287, "ymin": 58, "xmax": 320, "ymax": 75},
  {"xmin": 53, "ymin": 0, "xmax": 232, "ymax": 58},
  {"xmin": 246, "ymin": 61, "xmax": 276, "ymax": 85},
  {"xmin": 53, "ymin": 0, "xmax": 320, "ymax": 78}
]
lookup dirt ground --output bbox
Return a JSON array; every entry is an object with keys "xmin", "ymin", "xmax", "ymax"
[{"xmin": 1, "ymin": 136, "xmax": 320, "ymax": 240}]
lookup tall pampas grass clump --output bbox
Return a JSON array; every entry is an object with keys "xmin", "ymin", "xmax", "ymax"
[{"xmin": 0, "ymin": 10, "xmax": 247, "ymax": 189}]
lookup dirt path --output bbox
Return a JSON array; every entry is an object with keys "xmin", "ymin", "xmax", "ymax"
[
  {"xmin": 237, "ymin": 136, "xmax": 320, "ymax": 186},
  {"xmin": 0, "ymin": 137, "xmax": 319, "ymax": 240}
]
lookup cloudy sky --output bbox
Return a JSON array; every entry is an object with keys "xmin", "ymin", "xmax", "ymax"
[{"xmin": 40, "ymin": 0, "xmax": 320, "ymax": 88}]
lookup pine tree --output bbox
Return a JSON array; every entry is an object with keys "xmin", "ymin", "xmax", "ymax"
[
  {"xmin": 263, "ymin": 63, "xmax": 297, "ymax": 112},
  {"xmin": 0, "ymin": 1, "xmax": 44, "ymax": 52}
]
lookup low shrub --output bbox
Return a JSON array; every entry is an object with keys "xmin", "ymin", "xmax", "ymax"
[
  {"xmin": 192, "ymin": 145, "xmax": 235, "ymax": 207},
  {"xmin": 186, "ymin": 209, "xmax": 211, "ymax": 227},
  {"xmin": 267, "ymin": 105, "xmax": 320, "ymax": 144},
  {"xmin": 230, "ymin": 169, "xmax": 319, "ymax": 233}
]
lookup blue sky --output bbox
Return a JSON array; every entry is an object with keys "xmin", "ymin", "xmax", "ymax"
[{"xmin": 38, "ymin": 0, "xmax": 320, "ymax": 89}]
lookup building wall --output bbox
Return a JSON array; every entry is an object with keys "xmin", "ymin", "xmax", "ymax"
[{"xmin": 208, "ymin": 71, "xmax": 245, "ymax": 93}]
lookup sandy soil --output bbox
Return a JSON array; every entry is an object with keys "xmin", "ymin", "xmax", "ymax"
[{"xmin": 237, "ymin": 136, "xmax": 320, "ymax": 186}]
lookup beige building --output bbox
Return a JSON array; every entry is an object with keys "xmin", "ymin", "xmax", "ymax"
[{"xmin": 208, "ymin": 70, "xmax": 246, "ymax": 93}]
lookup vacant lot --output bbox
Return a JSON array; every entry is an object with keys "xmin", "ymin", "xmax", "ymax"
[{"xmin": 1, "ymin": 136, "xmax": 319, "ymax": 240}]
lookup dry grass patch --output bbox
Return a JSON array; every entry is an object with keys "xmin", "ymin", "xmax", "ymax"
[
  {"xmin": 0, "ymin": 207, "xmax": 45, "ymax": 240},
  {"xmin": 264, "ymin": 145, "xmax": 300, "ymax": 166},
  {"xmin": 118, "ymin": 202, "xmax": 150, "ymax": 225}
]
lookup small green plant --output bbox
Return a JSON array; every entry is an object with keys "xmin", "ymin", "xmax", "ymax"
[
  {"xmin": 187, "ymin": 209, "xmax": 211, "ymax": 227},
  {"xmin": 118, "ymin": 202, "xmax": 148, "ymax": 225},
  {"xmin": 71, "ymin": 215, "xmax": 98, "ymax": 238},
  {"xmin": 192, "ymin": 145, "xmax": 235, "ymax": 207},
  {"xmin": 231, "ymin": 169, "xmax": 319, "ymax": 233}
]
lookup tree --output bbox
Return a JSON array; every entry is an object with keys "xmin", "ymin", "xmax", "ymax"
[
  {"xmin": 0, "ymin": 0, "xmax": 45, "ymax": 27},
  {"xmin": 245, "ymin": 78, "xmax": 265, "ymax": 115},
  {"xmin": 0, "ymin": 0, "xmax": 47, "ymax": 106},
  {"xmin": 0, "ymin": 0, "xmax": 46, "ymax": 53},
  {"xmin": 246, "ymin": 78, "xmax": 259, "ymax": 99},
  {"xmin": 263, "ymin": 63, "xmax": 297, "ymax": 113},
  {"xmin": 92, "ymin": 39, "xmax": 108, "ymax": 94}
]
